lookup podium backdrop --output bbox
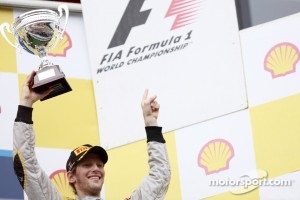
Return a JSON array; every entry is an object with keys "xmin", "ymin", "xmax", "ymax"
[{"xmin": 1, "ymin": 1, "xmax": 300, "ymax": 199}]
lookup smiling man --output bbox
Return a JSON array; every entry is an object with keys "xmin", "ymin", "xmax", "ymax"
[
  {"xmin": 13, "ymin": 71, "xmax": 171, "ymax": 200},
  {"xmin": 66, "ymin": 144, "xmax": 108, "ymax": 197}
]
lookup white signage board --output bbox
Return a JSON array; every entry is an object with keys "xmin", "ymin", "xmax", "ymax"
[
  {"xmin": 81, "ymin": 0, "xmax": 247, "ymax": 149},
  {"xmin": 175, "ymin": 110, "xmax": 256, "ymax": 199},
  {"xmin": 0, "ymin": 73, "xmax": 18, "ymax": 150},
  {"xmin": 240, "ymin": 13, "xmax": 300, "ymax": 107}
]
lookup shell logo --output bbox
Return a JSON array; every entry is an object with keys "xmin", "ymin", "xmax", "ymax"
[
  {"xmin": 49, "ymin": 169, "xmax": 75, "ymax": 199},
  {"xmin": 198, "ymin": 139, "xmax": 234, "ymax": 175},
  {"xmin": 264, "ymin": 42, "xmax": 300, "ymax": 78},
  {"xmin": 49, "ymin": 31, "xmax": 72, "ymax": 57}
]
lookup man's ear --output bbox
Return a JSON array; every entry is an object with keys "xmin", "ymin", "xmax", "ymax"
[{"xmin": 67, "ymin": 171, "xmax": 76, "ymax": 183}]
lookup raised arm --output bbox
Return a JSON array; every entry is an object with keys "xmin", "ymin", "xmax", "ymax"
[
  {"xmin": 128, "ymin": 89, "xmax": 171, "ymax": 200},
  {"xmin": 13, "ymin": 71, "xmax": 61, "ymax": 199}
]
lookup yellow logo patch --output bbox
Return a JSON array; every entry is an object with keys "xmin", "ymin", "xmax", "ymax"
[{"xmin": 74, "ymin": 146, "xmax": 90, "ymax": 156}]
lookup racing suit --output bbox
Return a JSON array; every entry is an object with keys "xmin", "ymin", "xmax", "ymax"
[{"xmin": 13, "ymin": 105, "xmax": 171, "ymax": 200}]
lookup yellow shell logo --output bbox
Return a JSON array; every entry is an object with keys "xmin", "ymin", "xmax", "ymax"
[
  {"xmin": 264, "ymin": 42, "xmax": 300, "ymax": 78},
  {"xmin": 198, "ymin": 139, "xmax": 234, "ymax": 175},
  {"xmin": 49, "ymin": 31, "xmax": 72, "ymax": 57},
  {"xmin": 50, "ymin": 169, "xmax": 75, "ymax": 199}
]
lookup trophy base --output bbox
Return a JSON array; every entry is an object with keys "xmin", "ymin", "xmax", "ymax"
[{"xmin": 32, "ymin": 65, "xmax": 72, "ymax": 101}]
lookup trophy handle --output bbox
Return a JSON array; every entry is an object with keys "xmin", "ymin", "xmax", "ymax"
[
  {"xmin": 0, "ymin": 23, "xmax": 17, "ymax": 48},
  {"xmin": 57, "ymin": 4, "xmax": 69, "ymax": 39}
]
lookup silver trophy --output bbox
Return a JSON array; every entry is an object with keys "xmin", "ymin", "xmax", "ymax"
[{"xmin": 0, "ymin": 5, "xmax": 72, "ymax": 101}]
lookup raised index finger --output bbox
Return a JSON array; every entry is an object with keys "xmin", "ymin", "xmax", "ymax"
[{"xmin": 142, "ymin": 89, "xmax": 149, "ymax": 100}]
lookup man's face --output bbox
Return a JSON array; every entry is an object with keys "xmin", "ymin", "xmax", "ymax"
[{"xmin": 68, "ymin": 152, "xmax": 105, "ymax": 197}]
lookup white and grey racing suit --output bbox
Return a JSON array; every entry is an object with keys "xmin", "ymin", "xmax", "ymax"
[{"xmin": 13, "ymin": 105, "xmax": 171, "ymax": 200}]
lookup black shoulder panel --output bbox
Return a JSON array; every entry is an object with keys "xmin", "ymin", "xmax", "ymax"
[{"xmin": 13, "ymin": 152, "xmax": 26, "ymax": 189}]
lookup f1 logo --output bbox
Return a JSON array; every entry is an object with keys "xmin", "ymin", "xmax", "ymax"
[
  {"xmin": 108, "ymin": 0, "xmax": 199, "ymax": 49},
  {"xmin": 108, "ymin": 0, "xmax": 151, "ymax": 49}
]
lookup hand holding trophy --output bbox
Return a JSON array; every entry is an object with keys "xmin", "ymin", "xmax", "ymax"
[{"xmin": 0, "ymin": 4, "xmax": 72, "ymax": 101}]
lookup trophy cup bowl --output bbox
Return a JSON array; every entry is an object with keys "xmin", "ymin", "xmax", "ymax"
[{"xmin": 0, "ymin": 5, "xmax": 72, "ymax": 101}]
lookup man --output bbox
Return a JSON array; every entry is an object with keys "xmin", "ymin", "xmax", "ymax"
[{"xmin": 13, "ymin": 71, "xmax": 171, "ymax": 200}]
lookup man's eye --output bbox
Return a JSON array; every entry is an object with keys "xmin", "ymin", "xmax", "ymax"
[
  {"xmin": 83, "ymin": 163, "xmax": 92, "ymax": 167},
  {"xmin": 97, "ymin": 163, "xmax": 104, "ymax": 168}
]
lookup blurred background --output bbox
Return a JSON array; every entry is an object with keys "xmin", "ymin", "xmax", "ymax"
[{"xmin": 2, "ymin": 0, "xmax": 300, "ymax": 29}]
